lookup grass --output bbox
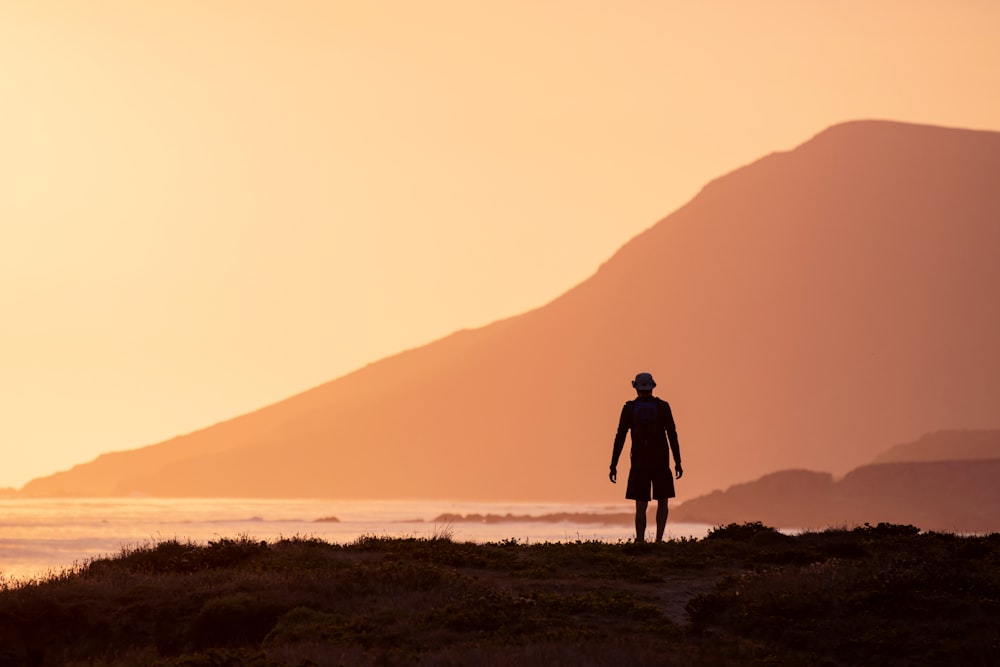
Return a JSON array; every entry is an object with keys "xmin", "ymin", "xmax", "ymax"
[{"xmin": 0, "ymin": 523, "xmax": 997, "ymax": 666}]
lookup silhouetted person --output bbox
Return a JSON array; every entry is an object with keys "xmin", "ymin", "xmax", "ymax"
[{"xmin": 609, "ymin": 372, "xmax": 683, "ymax": 542}]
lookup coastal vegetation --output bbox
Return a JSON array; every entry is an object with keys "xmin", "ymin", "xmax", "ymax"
[{"xmin": 1, "ymin": 522, "xmax": 997, "ymax": 666}]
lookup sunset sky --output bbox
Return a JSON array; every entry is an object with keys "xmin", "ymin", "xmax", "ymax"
[{"xmin": 2, "ymin": 1, "xmax": 999, "ymax": 490}]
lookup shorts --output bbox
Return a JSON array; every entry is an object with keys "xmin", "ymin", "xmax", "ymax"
[{"xmin": 625, "ymin": 458, "xmax": 675, "ymax": 501}]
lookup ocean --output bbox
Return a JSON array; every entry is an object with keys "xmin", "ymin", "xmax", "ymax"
[{"xmin": 0, "ymin": 498, "xmax": 714, "ymax": 583}]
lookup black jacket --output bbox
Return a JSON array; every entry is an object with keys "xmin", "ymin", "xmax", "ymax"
[{"xmin": 610, "ymin": 396, "xmax": 681, "ymax": 470}]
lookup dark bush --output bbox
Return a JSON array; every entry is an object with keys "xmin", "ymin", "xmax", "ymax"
[
  {"xmin": 192, "ymin": 592, "xmax": 288, "ymax": 648},
  {"xmin": 853, "ymin": 522, "xmax": 921, "ymax": 537},
  {"xmin": 705, "ymin": 521, "xmax": 785, "ymax": 541}
]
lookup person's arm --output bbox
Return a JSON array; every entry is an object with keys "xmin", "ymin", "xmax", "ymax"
[
  {"xmin": 609, "ymin": 403, "xmax": 630, "ymax": 482},
  {"xmin": 663, "ymin": 401, "xmax": 683, "ymax": 479}
]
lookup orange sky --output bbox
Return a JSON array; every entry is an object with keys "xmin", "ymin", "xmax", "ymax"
[{"xmin": 2, "ymin": 1, "xmax": 999, "ymax": 490}]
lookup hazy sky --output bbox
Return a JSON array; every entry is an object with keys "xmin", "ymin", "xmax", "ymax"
[{"xmin": 3, "ymin": 1, "xmax": 999, "ymax": 489}]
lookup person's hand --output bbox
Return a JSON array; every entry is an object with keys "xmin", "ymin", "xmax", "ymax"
[
  {"xmin": 609, "ymin": 467, "xmax": 617, "ymax": 484},
  {"xmin": 675, "ymin": 464, "xmax": 684, "ymax": 480}
]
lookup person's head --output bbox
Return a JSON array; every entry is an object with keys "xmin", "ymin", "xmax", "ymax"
[{"xmin": 631, "ymin": 372, "xmax": 656, "ymax": 396}]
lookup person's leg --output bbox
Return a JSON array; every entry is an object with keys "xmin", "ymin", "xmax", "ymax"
[
  {"xmin": 655, "ymin": 499, "xmax": 669, "ymax": 542},
  {"xmin": 634, "ymin": 500, "xmax": 648, "ymax": 542}
]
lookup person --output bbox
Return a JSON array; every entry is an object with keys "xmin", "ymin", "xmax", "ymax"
[{"xmin": 609, "ymin": 372, "xmax": 683, "ymax": 543}]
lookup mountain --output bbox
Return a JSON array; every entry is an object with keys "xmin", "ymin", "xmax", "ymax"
[
  {"xmin": 670, "ymin": 458, "xmax": 1000, "ymax": 533},
  {"xmin": 871, "ymin": 429, "xmax": 1000, "ymax": 464},
  {"xmin": 20, "ymin": 120, "xmax": 1000, "ymax": 501},
  {"xmin": 665, "ymin": 430, "xmax": 1000, "ymax": 531}
]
